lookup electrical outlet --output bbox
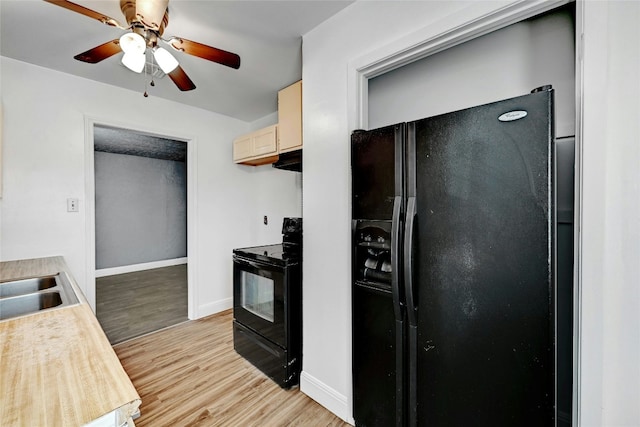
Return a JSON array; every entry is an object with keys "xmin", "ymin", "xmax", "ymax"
[
  {"xmin": 67, "ymin": 198, "xmax": 79, "ymax": 212},
  {"xmin": 263, "ymin": 215, "xmax": 268, "ymax": 225}
]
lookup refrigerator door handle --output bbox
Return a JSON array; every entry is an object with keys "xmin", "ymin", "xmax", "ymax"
[
  {"xmin": 391, "ymin": 194, "xmax": 406, "ymax": 426},
  {"xmin": 403, "ymin": 196, "xmax": 418, "ymax": 326},
  {"xmin": 391, "ymin": 195, "xmax": 403, "ymax": 320}
]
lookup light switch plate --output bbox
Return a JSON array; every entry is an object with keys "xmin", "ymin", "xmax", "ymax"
[{"xmin": 67, "ymin": 198, "xmax": 79, "ymax": 212}]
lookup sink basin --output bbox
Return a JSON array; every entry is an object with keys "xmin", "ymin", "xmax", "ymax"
[
  {"xmin": 0, "ymin": 276, "xmax": 58, "ymax": 298},
  {"xmin": 0, "ymin": 273, "xmax": 79, "ymax": 321},
  {"xmin": 0, "ymin": 292, "xmax": 63, "ymax": 320}
]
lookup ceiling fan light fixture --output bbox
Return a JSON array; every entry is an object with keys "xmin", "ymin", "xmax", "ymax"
[
  {"xmin": 153, "ymin": 47, "xmax": 179, "ymax": 73},
  {"xmin": 45, "ymin": 0, "xmax": 240, "ymax": 92},
  {"xmin": 119, "ymin": 32, "xmax": 146, "ymax": 55},
  {"xmin": 122, "ymin": 52, "xmax": 146, "ymax": 73}
]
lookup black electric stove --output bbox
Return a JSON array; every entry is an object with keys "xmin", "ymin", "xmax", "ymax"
[
  {"xmin": 233, "ymin": 217, "xmax": 302, "ymax": 265},
  {"xmin": 232, "ymin": 218, "xmax": 302, "ymax": 388},
  {"xmin": 232, "ymin": 243, "xmax": 298, "ymax": 266}
]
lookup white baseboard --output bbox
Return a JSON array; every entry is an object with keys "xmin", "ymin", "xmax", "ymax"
[
  {"xmin": 96, "ymin": 257, "xmax": 188, "ymax": 277},
  {"xmin": 196, "ymin": 297, "xmax": 232, "ymax": 319},
  {"xmin": 300, "ymin": 371, "xmax": 351, "ymax": 424}
]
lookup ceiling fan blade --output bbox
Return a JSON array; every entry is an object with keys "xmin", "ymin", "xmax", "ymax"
[
  {"xmin": 74, "ymin": 39, "xmax": 122, "ymax": 63},
  {"xmin": 167, "ymin": 37, "xmax": 241, "ymax": 70},
  {"xmin": 168, "ymin": 66, "xmax": 196, "ymax": 91},
  {"xmin": 43, "ymin": 0, "xmax": 126, "ymax": 29}
]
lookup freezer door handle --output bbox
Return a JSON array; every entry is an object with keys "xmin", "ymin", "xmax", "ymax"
[
  {"xmin": 403, "ymin": 196, "xmax": 417, "ymax": 326},
  {"xmin": 404, "ymin": 196, "xmax": 418, "ymax": 427},
  {"xmin": 391, "ymin": 195, "xmax": 404, "ymax": 320}
]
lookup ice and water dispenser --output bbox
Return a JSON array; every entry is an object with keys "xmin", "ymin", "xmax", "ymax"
[{"xmin": 353, "ymin": 220, "xmax": 392, "ymax": 286}]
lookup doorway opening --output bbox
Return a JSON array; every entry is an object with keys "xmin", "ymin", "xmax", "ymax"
[{"xmin": 93, "ymin": 124, "xmax": 188, "ymax": 344}]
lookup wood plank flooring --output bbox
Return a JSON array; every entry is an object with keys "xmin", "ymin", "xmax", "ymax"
[
  {"xmin": 113, "ymin": 310, "xmax": 350, "ymax": 427},
  {"xmin": 97, "ymin": 264, "xmax": 188, "ymax": 344}
]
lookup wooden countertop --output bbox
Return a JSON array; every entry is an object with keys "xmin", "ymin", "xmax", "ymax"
[{"xmin": 0, "ymin": 256, "xmax": 141, "ymax": 426}]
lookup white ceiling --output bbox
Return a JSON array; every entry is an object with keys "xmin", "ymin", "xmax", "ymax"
[{"xmin": 0, "ymin": 0, "xmax": 354, "ymax": 122}]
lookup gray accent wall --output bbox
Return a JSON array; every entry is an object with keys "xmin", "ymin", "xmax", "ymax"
[{"xmin": 95, "ymin": 151, "xmax": 187, "ymax": 269}]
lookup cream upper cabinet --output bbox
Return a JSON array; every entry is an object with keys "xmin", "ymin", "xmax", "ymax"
[
  {"xmin": 277, "ymin": 80, "xmax": 302, "ymax": 153},
  {"xmin": 233, "ymin": 134, "xmax": 253, "ymax": 161},
  {"xmin": 233, "ymin": 124, "xmax": 279, "ymax": 166},
  {"xmin": 232, "ymin": 80, "xmax": 301, "ymax": 166},
  {"xmin": 252, "ymin": 125, "xmax": 278, "ymax": 156}
]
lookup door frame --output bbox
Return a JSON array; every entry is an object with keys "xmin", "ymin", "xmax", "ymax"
[
  {"xmin": 83, "ymin": 116, "xmax": 198, "ymax": 320},
  {"xmin": 346, "ymin": 0, "xmax": 581, "ymax": 424}
]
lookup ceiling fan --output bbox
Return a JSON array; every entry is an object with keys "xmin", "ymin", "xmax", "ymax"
[{"xmin": 43, "ymin": 0, "xmax": 241, "ymax": 91}]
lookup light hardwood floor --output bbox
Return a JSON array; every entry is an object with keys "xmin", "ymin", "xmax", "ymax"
[
  {"xmin": 97, "ymin": 264, "xmax": 188, "ymax": 344},
  {"xmin": 113, "ymin": 310, "xmax": 350, "ymax": 427}
]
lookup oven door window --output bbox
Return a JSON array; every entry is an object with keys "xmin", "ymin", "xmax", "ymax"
[
  {"xmin": 241, "ymin": 271, "xmax": 274, "ymax": 322},
  {"xmin": 233, "ymin": 256, "xmax": 287, "ymax": 348}
]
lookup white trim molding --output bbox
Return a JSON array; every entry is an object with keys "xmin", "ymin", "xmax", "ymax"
[
  {"xmin": 84, "ymin": 116, "xmax": 198, "ymax": 319},
  {"xmin": 186, "ymin": 133, "xmax": 198, "ymax": 320},
  {"xmin": 84, "ymin": 116, "xmax": 97, "ymax": 311},
  {"xmin": 95, "ymin": 257, "xmax": 188, "ymax": 278},
  {"xmin": 573, "ymin": 3, "xmax": 585, "ymax": 425}
]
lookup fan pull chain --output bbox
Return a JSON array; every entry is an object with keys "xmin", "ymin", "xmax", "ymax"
[
  {"xmin": 143, "ymin": 51, "xmax": 149, "ymax": 97},
  {"xmin": 149, "ymin": 51, "xmax": 156, "ymax": 87}
]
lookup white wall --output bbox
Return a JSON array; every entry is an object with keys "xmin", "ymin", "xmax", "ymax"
[
  {"xmin": 247, "ymin": 165, "xmax": 302, "ymax": 245},
  {"xmin": 231, "ymin": 160, "xmax": 302, "ymax": 248},
  {"xmin": 579, "ymin": 2, "xmax": 640, "ymax": 426},
  {"xmin": 0, "ymin": 101, "xmax": 3, "ymax": 260},
  {"xmin": 302, "ymin": 0, "xmax": 639, "ymax": 425},
  {"xmin": 301, "ymin": 1, "xmax": 473, "ymax": 419},
  {"xmin": 249, "ymin": 111, "xmax": 278, "ymax": 132},
  {"xmin": 0, "ymin": 56, "xmax": 300, "ymax": 319},
  {"xmin": 239, "ymin": 111, "xmax": 303, "ymax": 246}
]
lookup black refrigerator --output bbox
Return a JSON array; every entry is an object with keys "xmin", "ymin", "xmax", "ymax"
[{"xmin": 351, "ymin": 87, "xmax": 558, "ymax": 426}]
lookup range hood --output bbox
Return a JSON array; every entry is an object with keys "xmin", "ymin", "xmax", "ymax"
[{"xmin": 273, "ymin": 149, "xmax": 302, "ymax": 172}]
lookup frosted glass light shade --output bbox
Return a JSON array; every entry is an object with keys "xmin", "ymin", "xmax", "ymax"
[
  {"xmin": 119, "ymin": 32, "xmax": 146, "ymax": 55},
  {"xmin": 153, "ymin": 47, "xmax": 179, "ymax": 73},
  {"xmin": 122, "ymin": 52, "xmax": 145, "ymax": 73}
]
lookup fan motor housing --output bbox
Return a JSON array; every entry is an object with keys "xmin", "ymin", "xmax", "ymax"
[{"xmin": 120, "ymin": 0, "xmax": 169, "ymax": 35}]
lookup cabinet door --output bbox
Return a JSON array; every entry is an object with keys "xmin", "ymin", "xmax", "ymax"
[
  {"xmin": 233, "ymin": 134, "xmax": 253, "ymax": 161},
  {"xmin": 253, "ymin": 125, "xmax": 278, "ymax": 156},
  {"xmin": 278, "ymin": 80, "xmax": 302, "ymax": 153}
]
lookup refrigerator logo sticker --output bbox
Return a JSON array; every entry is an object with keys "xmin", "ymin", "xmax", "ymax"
[{"xmin": 498, "ymin": 110, "xmax": 528, "ymax": 122}]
